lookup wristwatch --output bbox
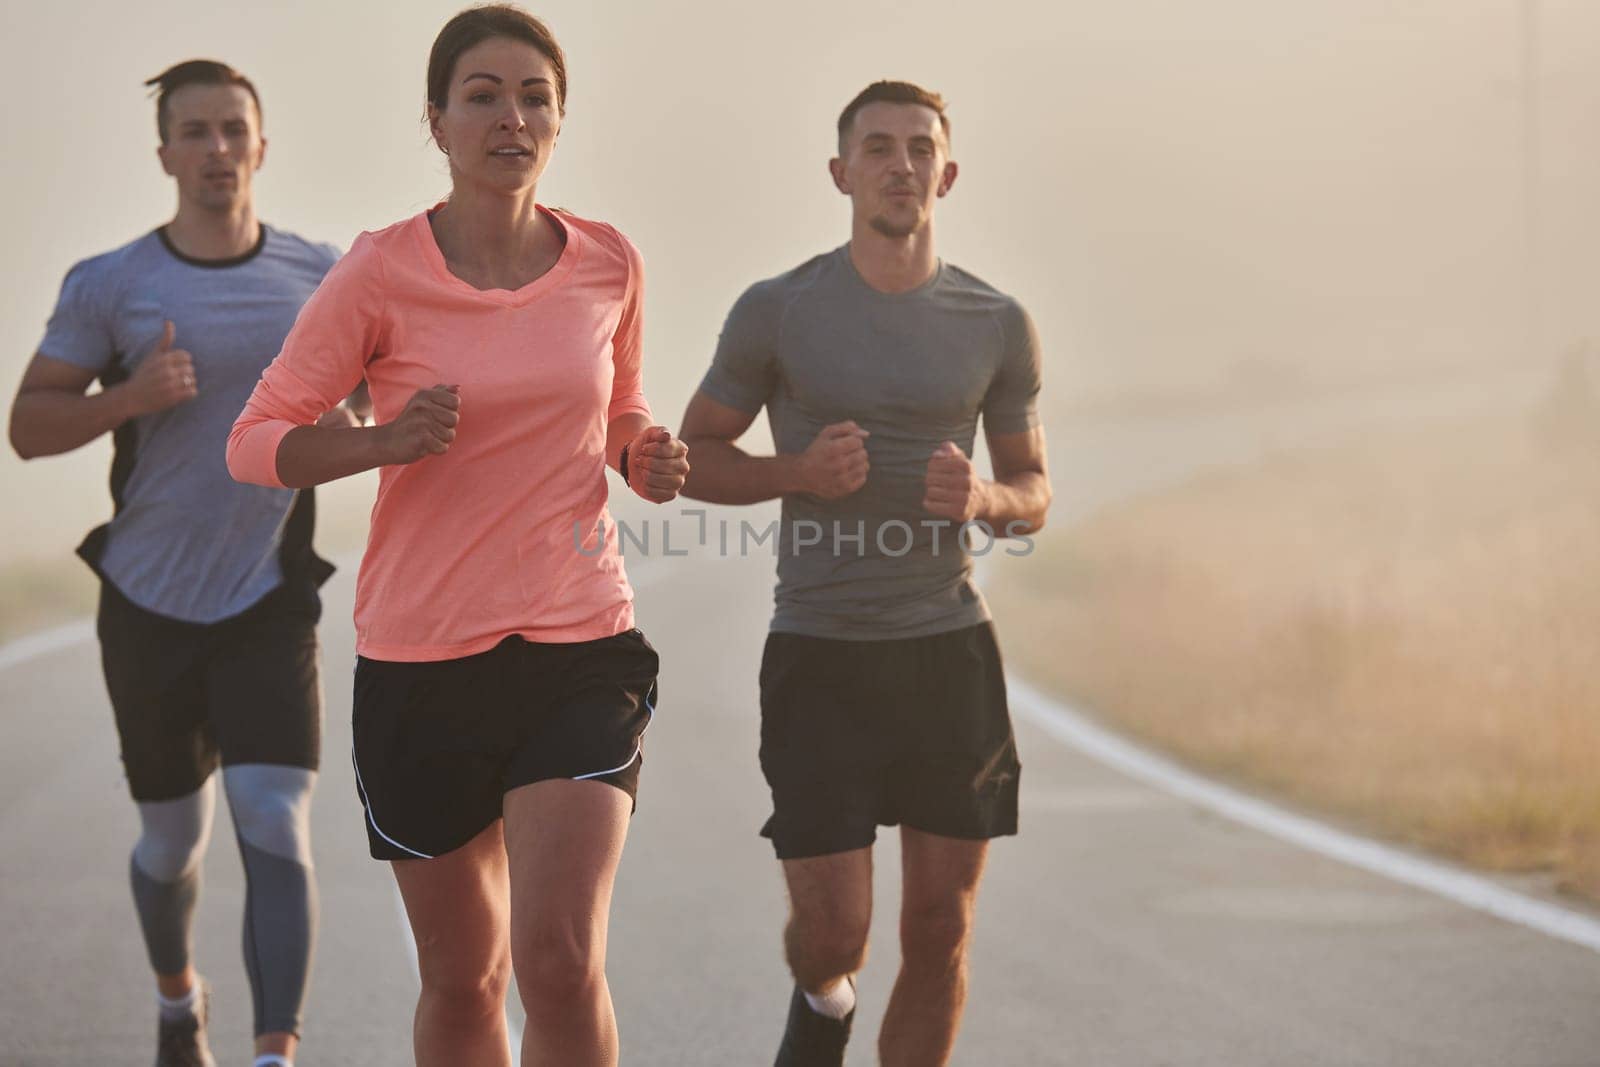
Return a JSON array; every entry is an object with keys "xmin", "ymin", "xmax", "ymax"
[{"xmin": 619, "ymin": 442, "xmax": 631, "ymax": 486}]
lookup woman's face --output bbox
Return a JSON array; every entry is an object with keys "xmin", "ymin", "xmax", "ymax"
[{"xmin": 429, "ymin": 36, "xmax": 562, "ymax": 196}]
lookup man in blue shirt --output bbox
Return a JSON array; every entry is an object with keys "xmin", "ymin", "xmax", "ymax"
[{"xmin": 8, "ymin": 60, "xmax": 361, "ymax": 1067}]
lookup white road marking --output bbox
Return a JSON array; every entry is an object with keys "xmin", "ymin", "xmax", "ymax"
[
  {"xmin": 1007, "ymin": 675, "xmax": 1600, "ymax": 955},
  {"xmin": 0, "ymin": 619, "xmax": 93, "ymax": 672},
  {"xmin": 1022, "ymin": 785, "xmax": 1177, "ymax": 813},
  {"xmin": 5, "ymin": 552, "xmax": 1596, "ymax": 990}
]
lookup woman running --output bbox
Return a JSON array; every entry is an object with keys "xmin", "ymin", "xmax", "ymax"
[{"xmin": 227, "ymin": 7, "xmax": 689, "ymax": 1064}]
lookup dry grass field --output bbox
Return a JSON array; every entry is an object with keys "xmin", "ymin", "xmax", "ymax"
[
  {"xmin": 991, "ymin": 409, "xmax": 1600, "ymax": 902},
  {"xmin": 6, "ymin": 411, "xmax": 1599, "ymax": 901}
]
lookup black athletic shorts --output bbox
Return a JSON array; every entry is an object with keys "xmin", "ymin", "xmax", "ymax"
[
  {"xmin": 758, "ymin": 621, "xmax": 1021, "ymax": 860},
  {"xmin": 97, "ymin": 579, "xmax": 323, "ymax": 803},
  {"xmin": 352, "ymin": 628, "xmax": 658, "ymax": 861}
]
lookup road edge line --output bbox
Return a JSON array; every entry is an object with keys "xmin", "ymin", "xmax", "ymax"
[{"xmin": 1008, "ymin": 674, "xmax": 1600, "ymax": 954}]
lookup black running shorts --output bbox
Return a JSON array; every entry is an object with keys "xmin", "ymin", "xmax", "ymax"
[
  {"xmin": 352, "ymin": 628, "xmax": 659, "ymax": 861},
  {"xmin": 97, "ymin": 580, "xmax": 323, "ymax": 803},
  {"xmin": 758, "ymin": 622, "xmax": 1021, "ymax": 860}
]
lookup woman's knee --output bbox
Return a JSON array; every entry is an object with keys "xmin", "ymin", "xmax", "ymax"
[
  {"xmin": 512, "ymin": 920, "xmax": 605, "ymax": 1012},
  {"xmin": 419, "ymin": 947, "xmax": 512, "ymax": 1021}
]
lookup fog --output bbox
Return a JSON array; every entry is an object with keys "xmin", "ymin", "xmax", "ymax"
[{"xmin": 3, "ymin": 0, "xmax": 1598, "ymax": 559}]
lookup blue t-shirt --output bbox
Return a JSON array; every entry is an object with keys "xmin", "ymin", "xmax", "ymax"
[{"xmin": 38, "ymin": 225, "xmax": 340, "ymax": 623}]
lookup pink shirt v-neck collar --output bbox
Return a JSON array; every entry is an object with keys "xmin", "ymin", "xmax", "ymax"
[{"xmin": 413, "ymin": 202, "xmax": 583, "ymax": 307}]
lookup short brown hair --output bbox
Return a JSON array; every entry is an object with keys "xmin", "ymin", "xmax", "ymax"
[
  {"xmin": 426, "ymin": 5, "xmax": 568, "ymax": 119},
  {"xmin": 144, "ymin": 60, "xmax": 261, "ymax": 144},
  {"xmin": 837, "ymin": 81, "xmax": 949, "ymax": 152}
]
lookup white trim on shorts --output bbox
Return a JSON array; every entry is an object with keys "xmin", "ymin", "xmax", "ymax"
[
  {"xmin": 351, "ymin": 749, "xmax": 435, "ymax": 860},
  {"xmin": 352, "ymin": 678, "xmax": 655, "ymax": 854},
  {"xmin": 573, "ymin": 681, "xmax": 656, "ymax": 782}
]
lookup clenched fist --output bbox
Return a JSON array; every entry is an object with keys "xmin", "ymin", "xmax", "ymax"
[
  {"xmin": 628, "ymin": 426, "xmax": 690, "ymax": 503},
  {"xmin": 125, "ymin": 321, "xmax": 197, "ymax": 416},
  {"xmin": 922, "ymin": 440, "xmax": 989, "ymax": 523},
  {"xmin": 799, "ymin": 421, "xmax": 870, "ymax": 499},
  {"xmin": 377, "ymin": 385, "xmax": 460, "ymax": 465}
]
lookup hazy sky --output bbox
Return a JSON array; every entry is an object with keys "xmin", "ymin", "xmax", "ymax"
[{"xmin": 3, "ymin": 0, "xmax": 1598, "ymax": 557}]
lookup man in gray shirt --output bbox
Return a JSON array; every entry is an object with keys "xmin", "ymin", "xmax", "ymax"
[
  {"xmin": 680, "ymin": 81, "xmax": 1051, "ymax": 1067},
  {"xmin": 8, "ymin": 60, "xmax": 359, "ymax": 1067}
]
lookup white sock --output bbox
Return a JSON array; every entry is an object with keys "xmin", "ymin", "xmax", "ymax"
[
  {"xmin": 803, "ymin": 976, "xmax": 856, "ymax": 1020},
  {"xmin": 254, "ymin": 1056, "xmax": 293, "ymax": 1067},
  {"xmin": 157, "ymin": 984, "xmax": 200, "ymax": 1022}
]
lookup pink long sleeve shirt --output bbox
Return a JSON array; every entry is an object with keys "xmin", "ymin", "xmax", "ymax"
[{"xmin": 228, "ymin": 206, "xmax": 651, "ymax": 661}]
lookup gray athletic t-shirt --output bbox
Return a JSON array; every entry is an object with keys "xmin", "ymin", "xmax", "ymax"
[
  {"xmin": 38, "ymin": 226, "xmax": 340, "ymax": 623},
  {"xmin": 699, "ymin": 245, "xmax": 1041, "ymax": 640}
]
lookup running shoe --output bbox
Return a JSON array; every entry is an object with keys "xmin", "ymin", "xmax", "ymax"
[
  {"xmin": 774, "ymin": 976, "xmax": 854, "ymax": 1067},
  {"xmin": 154, "ymin": 980, "xmax": 216, "ymax": 1067}
]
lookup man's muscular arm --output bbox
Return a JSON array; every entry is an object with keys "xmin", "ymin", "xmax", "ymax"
[
  {"xmin": 10, "ymin": 322, "xmax": 197, "ymax": 460},
  {"xmin": 922, "ymin": 426, "xmax": 1051, "ymax": 536},
  {"xmin": 679, "ymin": 390, "xmax": 869, "ymax": 505}
]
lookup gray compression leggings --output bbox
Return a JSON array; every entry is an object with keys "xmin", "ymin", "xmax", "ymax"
[{"xmin": 129, "ymin": 764, "xmax": 317, "ymax": 1037}]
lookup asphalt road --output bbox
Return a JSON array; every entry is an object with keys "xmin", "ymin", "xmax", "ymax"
[
  {"xmin": 4, "ymin": 532, "xmax": 1600, "ymax": 1066},
  {"xmin": 6, "ymin": 374, "xmax": 1600, "ymax": 1065}
]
